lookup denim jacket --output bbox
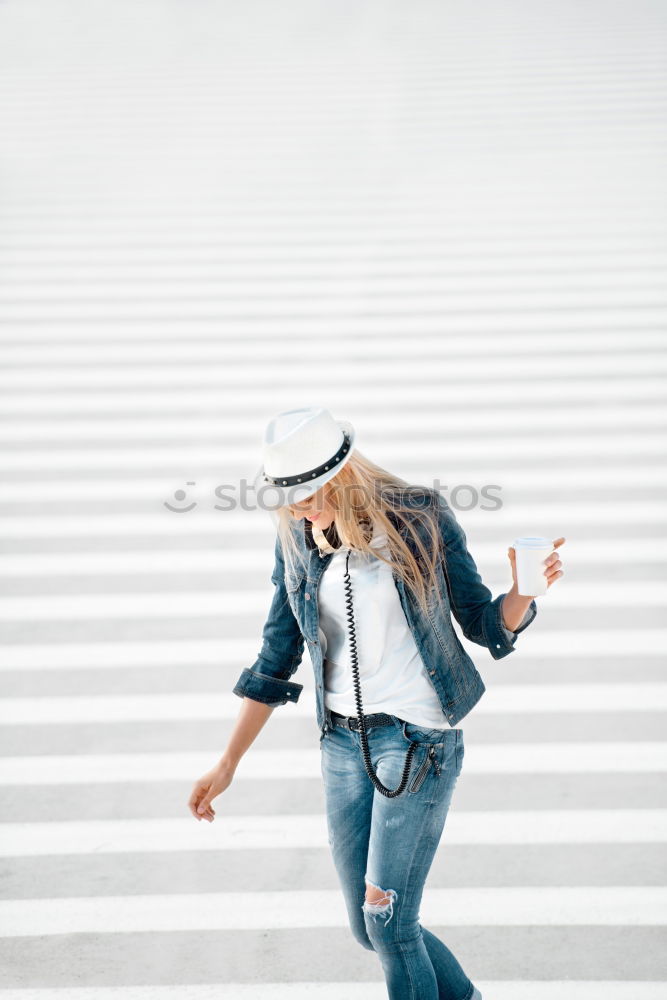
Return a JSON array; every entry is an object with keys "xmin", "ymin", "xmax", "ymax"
[{"xmin": 233, "ymin": 491, "xmax": 538, "ymax": 737}]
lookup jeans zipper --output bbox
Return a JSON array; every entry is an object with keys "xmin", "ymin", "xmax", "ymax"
[{"xmin": 409, "ymin": 748, "xmax": 433, "ymax": 792}]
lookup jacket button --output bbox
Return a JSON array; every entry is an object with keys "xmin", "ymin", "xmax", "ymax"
[
  {"xmin": 429, "ymin": 670, "xmax": 435, "ymax": 676},
  {"xmin": 305, "ymin": 593, "xmax": 311, "ymax": 601},
  {"xmin": 496, "ymin": 643, "xmax": 501, "ymax": 648}
]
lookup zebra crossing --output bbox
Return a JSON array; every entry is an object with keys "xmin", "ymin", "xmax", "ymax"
[{"xmin": 1, "ymin": 0, "xmax": 666, "ymax": 995}]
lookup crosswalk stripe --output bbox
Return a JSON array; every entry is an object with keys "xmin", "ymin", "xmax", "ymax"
[
  {"xmin": 1, "ymin": 887, "xmax": 664, "ymax": 935},
  {"xmin": 1, "ymin": 466, "xmax": 665, "ymax": 501},
  {"xmin": 1, "ymin": 685, "xmax": 664, "ymax": 724},
  {"xmin": 0, "ymin": 224, "xmax": 662, "ymax": 242},
  {"xmin": 0, "ymin": 433, "xmax": 663, "ymax": 469},
  {"xmin": 2, "ymin": 316, "xmax": 667, "ymax": 346},
  {"xmin": 0, "ymin": 983, "xmax": 663, "ymax": 1000},
  {"xmin": 1, "ymin": 504, "xmax": 664, "ymax": 537},
  {"xmin": 0, "ymin": 631, "xmax": 663, "ymax": 671},
  {"xmin": 1, "ymin": 379, "xmax": 663, "ymax": 411},
  {"xmin": 0, "ymin": 639, "xmax": 254, "ymax": 670},
  {"xmin": 1, "ymin": 744, "xmax": 666, "ymax": 785},
  {"xmin": 2, "ymin": 405, "xmax": 666, "ymax": 440},
  {"xmin": 0, "ymin": 539, "xmax": 665, "ymax": 574},
  {"xmin": 2, "ymin": 330, "xmax": 667, "ymax": 365},
  {"xmin": 0, "ymin": 582, "xmax": 661, "ymax": 621},
  {"xmin": 1, "ymin": 810, "xmax": 665, "ymax": 856},
  {"xmin": 2, "ymin": 356, "xmax": 667, "ymax": 387}
]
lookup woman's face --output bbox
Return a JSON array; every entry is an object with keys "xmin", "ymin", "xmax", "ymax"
[{"xmin": 287, "ymin": 485, "xmax": 336, "ymax": 530}]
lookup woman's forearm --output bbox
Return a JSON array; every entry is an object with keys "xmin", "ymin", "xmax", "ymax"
[
  {"xmin": 501, "ymin": 585, "xmax": 534, "ymax": 632},
  {"xmin": 220, "ymin": 696, "xmax": 275, "ymax": 769}
]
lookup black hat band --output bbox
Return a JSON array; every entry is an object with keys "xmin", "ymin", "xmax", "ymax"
[{"xmin": 262, "ymin": 431, "xmax": 351, "ymax": 487}]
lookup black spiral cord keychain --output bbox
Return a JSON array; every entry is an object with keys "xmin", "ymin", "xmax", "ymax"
[{"xmin": 342, "ymin": 548, "xmax": 417, "ymax": 797}]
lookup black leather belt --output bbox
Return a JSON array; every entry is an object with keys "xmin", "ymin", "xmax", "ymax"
[{"xmin": 330, "ymin": 710, "xmax": 396, "ymax": 731}]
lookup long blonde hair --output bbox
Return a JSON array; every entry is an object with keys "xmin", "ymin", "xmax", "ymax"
[{"xmin": 275, "ymin": 447, "xmax": 448, "ymax": 617}]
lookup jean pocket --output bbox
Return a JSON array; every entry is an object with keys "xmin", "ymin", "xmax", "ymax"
[{"xmin": 401, "ymin": 720, "xmax": 448, "ymax": 746}]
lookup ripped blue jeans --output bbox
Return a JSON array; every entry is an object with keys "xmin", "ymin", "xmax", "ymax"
[{"xmin": 320, "ymin": 708, "xmax": 479, "ymax": 1000}]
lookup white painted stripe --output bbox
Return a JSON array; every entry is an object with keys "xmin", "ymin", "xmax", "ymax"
[
  {"xmin": 0, "ymin": 230, "xmax": 661, "ymax": 251},
  {"xmin": 1, "ymin": 282, "xmax": 665, "ymax": 313},
  {"xmin": 0, "ymin": 639, "xmax": 254, "ymax": 670},
  {"xmin": 0, "ymin": 582, "xmax": 661, "ymax": 621},
  {"xmin": 0, "ymin": 590, "xmax": 280, "ymax": 620},
  {"xmin": 1, "ymin": 265, "xmax": 665, "ymax": 293},
  {"xmin": 4, "ymin": 274, "xmax": 667, "ymax": 309},
  {"xmin": 2, "ymin": 233, "xmax": 659, "ymax": 252},
  {"xmin": 2, "ymin": 327, "xmax": 667, "ymax": 368},
  {"xmin": 0, "ymin": 684, "xmax": 663, "ymax": 725},
  {"xmin": 1, "ymin": 435, "xmax": 661, "ymax": 470},
  {"xmin": 1, "ymin": 538, "xmax": 666, "ymax": 576},
  {"xmin": 0, "ymin": 239, "xmax": 661, "ymax": 263},
  {"xmin": 2, "ymin": 264, "xmax": 664, "ymax": 289},
  {"xmin": 0, "ymin": 223, "xmax": 660, "ymax": 250},
  {"xmin": 475, "ymin": 684, "xmax": 667, "ymax": 713},
  {"xmin": 1, "ymin": 810, "xmax": 664, "ymax": 857},
  {"xmin": 8, "ymin": 265, "xmax": 664, "ymax": 291},
  {"xmin": 0, "ymin": 983, "xmax": 662, "ymax": 1000},
  {"xmin": 2, "ymin": 355, "xmax": 666, "ymax": 388},
  {"xmin": 1, "ymin": 465, "xmax": 666, "ymax": 503},
  {"xmin": 0, "ymin": 379, "xmax": 662, "ymax": 413},
  {"xmin": 0, "ymin": 887, "xmax": 664, "ymax": 935},
  {"xmin": 1, "ymin": 630, "xmax": 665, "ymax": 671},
  {"xmin": 459, "ymin": 628, "xmax": 667, "ymax": 659},
  {"xmin": 23, "ymin": 125, "xmax": 639, "ymax": 146},
  {"xmin": 4, "ymin": 121, "xmax": 657, "ymax": 145},
  {"xmin": 1, "ymin": 744, "xmax": 665, "ymax": 785},
  {"xmin": 1, "ymin": 503, "xmax": 665, "ymax": 537},
  {"xmin": 2, "ymin": 405, "xmax": 665, "ymax": 441}
]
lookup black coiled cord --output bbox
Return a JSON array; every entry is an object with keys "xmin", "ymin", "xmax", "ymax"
[{"xmin": 343, "ymin": 548, "xmax": 417, "ymax": 797}]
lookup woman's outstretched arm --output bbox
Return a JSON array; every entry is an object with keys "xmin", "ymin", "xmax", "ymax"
[{"xmin": 188, "ymin": 695, "xmax": 275, "ymax": 822}]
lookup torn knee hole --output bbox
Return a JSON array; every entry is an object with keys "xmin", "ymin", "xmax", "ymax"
[
  {"xmin": 365, "ymin": 880, "xmax": 393, "ymax": 906},
  {"xmin": 364, "ymin": 880, "xmax": 397, "ymax": 925}
]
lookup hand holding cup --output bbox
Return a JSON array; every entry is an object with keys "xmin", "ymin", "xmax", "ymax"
[{"xmin": 508, "ymin": 537, "xmax": 566, "ymax": 597}]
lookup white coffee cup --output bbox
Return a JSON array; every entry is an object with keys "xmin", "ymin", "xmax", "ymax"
[{"xmin": 512, "ymin": 536, "xmax": 554, "ymax": 596}]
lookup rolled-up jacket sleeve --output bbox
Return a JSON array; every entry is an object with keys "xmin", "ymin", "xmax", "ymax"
[
  {"xmin": 232, "ymin": 534, "xmax": 305, "ymax": 706},
  {"xmin": 438, "ymin": 500, "xmax": 537, "ymax": 660}
]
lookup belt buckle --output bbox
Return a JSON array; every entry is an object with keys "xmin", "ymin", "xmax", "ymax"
[{"xmin": 332, "ymin": 711, "xmax": 352, "ymax": 731}]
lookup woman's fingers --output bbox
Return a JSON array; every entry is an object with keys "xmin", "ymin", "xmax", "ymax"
[
  {"xmin": 188, "ymin": 763, "xmax": 234, "ymax": 822},
  {"xmin": 544, "ymin": 548, "xmax": 565, "ymax": 587},
  {"xmin": 188, "ymin": 782, "xmax": 215, "ymax": 822},
  {"xmin": 197, "ymin": 797, "xmax": 215, "ymax": 820}
]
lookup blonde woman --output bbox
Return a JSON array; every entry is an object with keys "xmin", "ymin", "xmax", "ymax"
[{"xmin": 189, "ymin": 406, "xmax": 565, "ymax": 1000}]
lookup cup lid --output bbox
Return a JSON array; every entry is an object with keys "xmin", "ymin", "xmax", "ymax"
[{"xmin": 513, "ymin": 536, "xmax": 553, "ymax": 548}]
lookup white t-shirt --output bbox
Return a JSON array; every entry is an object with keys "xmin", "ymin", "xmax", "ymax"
[{"xmin": 318, "ymin": 528, "xmax": 453, "ymax": 729}]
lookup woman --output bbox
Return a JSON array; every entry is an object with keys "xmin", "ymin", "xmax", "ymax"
[{"xmin": 189, "ymin": 406, "xmax": 565, "ymax": 1000}]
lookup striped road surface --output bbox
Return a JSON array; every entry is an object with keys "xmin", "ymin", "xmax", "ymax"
[{"xmin": 0, "ymin": 0, "xmax": 666, "ymax": 997}]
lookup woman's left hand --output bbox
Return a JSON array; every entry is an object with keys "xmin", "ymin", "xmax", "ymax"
[{"xmin": 508, "ymin": 537, "xmax": 566, "ymax": 591}]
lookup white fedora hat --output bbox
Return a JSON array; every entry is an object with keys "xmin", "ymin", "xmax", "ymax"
[{"xmin": 252, "ymin": 405, "xmax": 356, "ymax": 511}]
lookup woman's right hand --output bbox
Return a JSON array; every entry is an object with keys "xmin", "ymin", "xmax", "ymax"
[{"xmin": 188, "ymin": 758, "xmax": 235, "ymax": 822}]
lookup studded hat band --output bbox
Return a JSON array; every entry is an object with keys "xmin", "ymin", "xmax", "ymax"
[{"xmin": 262, "ymin": 431, "xmax": 352, "ymax": 487}]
